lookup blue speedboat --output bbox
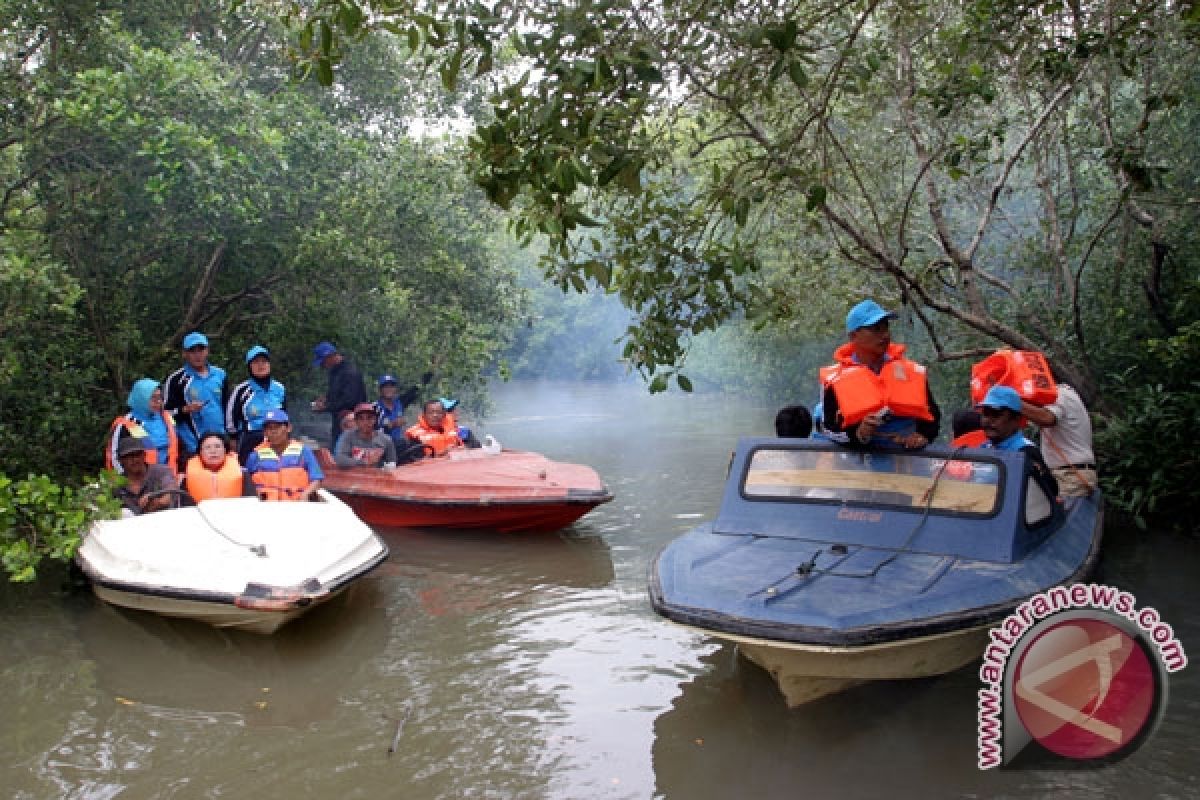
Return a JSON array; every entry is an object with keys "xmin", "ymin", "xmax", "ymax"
[{"xmin": 649, "ymin": 438, "xmax": 1103, "ymax": 705}]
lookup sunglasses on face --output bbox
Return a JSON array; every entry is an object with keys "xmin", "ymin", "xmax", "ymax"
[{"xmin": 979, "ymin": 407, "xmax": 1011, "ymax": 419}]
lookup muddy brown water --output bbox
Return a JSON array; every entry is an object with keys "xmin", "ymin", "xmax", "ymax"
[{"xmin": 2, "ymin": 380, "xmax": 1197, "ymax": 798}]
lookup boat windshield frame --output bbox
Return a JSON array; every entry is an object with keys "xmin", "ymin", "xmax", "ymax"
[{"xmin": 738, "ymin": 444, "xmax": 1005, "ymax": 519}]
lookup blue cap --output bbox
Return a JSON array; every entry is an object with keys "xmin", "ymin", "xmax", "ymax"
[
  {"xmin": 378, "ymin": 374, "xmax": 397, "ymax": 387},
  {"xmin": 312, "ymin": 341, "xmax": 337, "ymax": 367},
  {"xmin": 845, "ymin": 300, "xmax": 897, "ymax": 333},
  {"xmin": 263, "ymin": 409, "xmax": 290, "ymax": 425},
  {"xmin": 439, "ymin": 396, "xmax": 459, "ymax": 411},
  {"xmin": 182, "ymin": 331, "xmax": 209, "ymax": 349},
  {"xmin": 980, "ymin": 385, "xmax": 1023, "ymax": 413},
  {"xmin": 245, "ymin": 345, "xmax": 269, "ymax": 364}
]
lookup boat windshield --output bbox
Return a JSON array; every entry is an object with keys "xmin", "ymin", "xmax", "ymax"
[{"xmin": 742, "ymin": 447, "xmax": 1001, "ymax": 516}]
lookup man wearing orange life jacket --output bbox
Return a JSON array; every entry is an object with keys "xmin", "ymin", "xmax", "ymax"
[
  {"xmin": 242, "ymin": 409, "xmax": 323, "ymax": 501},
  {"xmin": 405, "ymin": 399, "xmax": 464, "ymax": 456},
  {"xmin": 821, "ymin": 299, "xmax": 941, "ymax": 449}
]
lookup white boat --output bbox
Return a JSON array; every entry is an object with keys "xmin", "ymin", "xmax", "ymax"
[{"xmin": 76, "ymin": 490, "xmax": 389, "ymax": 634}]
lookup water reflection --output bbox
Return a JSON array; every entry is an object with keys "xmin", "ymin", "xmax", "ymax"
[
  {"xmin": 1, "ymin": 381, "xmax": 1197, "ymax": 799},
  {"xmin": 74, "ymin": 581, "xmax": 391, "ymax": 726}
]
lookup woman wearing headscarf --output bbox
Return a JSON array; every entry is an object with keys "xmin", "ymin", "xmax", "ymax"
[
  {"xmin": 105, "ymin": 378, "xmax": 179, "ymax": 475},
  {"xmin": 224, "ymin": 344, "xmax": 287, "ymax": 463}
]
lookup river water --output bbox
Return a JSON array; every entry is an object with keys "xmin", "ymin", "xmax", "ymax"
[{"xmin": 2, "ymin": 380, "xmax": 1197, "ymax": 799}]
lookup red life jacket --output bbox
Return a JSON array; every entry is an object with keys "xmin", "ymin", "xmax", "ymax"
[
  {"xmin": 249, "ymin": 441, "xmax": 312, "ymax": 501},
  {"xmin": 185, "ymin": 453, "xmax": 243, "ymax": 502},
  {"xmin": 970, "ymin": 350, "xmax": 1058, "ymax": 406},
  {"xmin": 106, "ymin": 414, "xmax": 179, "ymax": 475},
  {"xmin": 405, "ymin": 414, "xmax": 463, "ymax": 456},
  {"xmin": 822, "ymin": 342, "xmax": 934, "ymax": 426},
  {"xmin": 951, "ymin": 430, "xmax": 989, "ymax": 448}
]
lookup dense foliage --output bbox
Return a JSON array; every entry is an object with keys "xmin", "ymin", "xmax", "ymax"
[
  {"xmin": 0, "ymin": 0, "xmax": 525, "ymax": 579},
  {"xmin": 300, "ymin": 0, "xmax": 1200, "ymax": 527},
  {"xmin": 0, "ymin": 473, "xmax": 122, "ymax": 582}
]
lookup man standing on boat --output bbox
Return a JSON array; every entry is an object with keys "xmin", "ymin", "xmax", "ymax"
[
  {"xmin": 163, "ymin": 331, "xmax": 228, "ymax": 469},
  {"xmin": 821, "ymin": 299, "xmax": 941, "ymax": 448},
  {"xmin": 225, "ymin": 345, "xmax": 287, "ymax": 463},
  {"xmin": 1019, "ymin": 384, "xmax": 1096, "ymax": 498},
  {"xmin": 978, "ymin": 386, "xmax": 1059, "ymax": 499},
  {"xmin": 243, "ymin": 409, "xmax": 324, "ymax": 502},
  {"xmin": 311, "ymin": 341, "xmax": 367, "ymax": 448}
]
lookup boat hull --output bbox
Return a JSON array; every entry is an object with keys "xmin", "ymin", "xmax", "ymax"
[
  {"xmin": 335, "ymin": 493, "xmax": 607, "ymax": 532},
  {"xmin": 319, "ymin": 448, "xmax": 613, "ymax": 532},
  {"xmin": 683, "ymin": 623, "xmax": 992, "ymax": 706},
  {"xmin": 77, "ymin": 491, "xmax": 389, "ymax": 634},
  {"xmin": 89, "ymin": 582, "xmax": 344, "ymax": 635},
  {"xmin": 649, "ymin": 440, "xmax": 1105, "ymax": 707}
]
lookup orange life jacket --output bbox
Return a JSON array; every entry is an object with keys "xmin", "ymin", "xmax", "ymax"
[
  {"xmin": 822, "ymin": 342, "xmax": 934, "ymax": 426},
  {"xmin": 951, "ymin": 430, "xmax": 989, "ymax": 448},
  {"xmin": 185, "ymin": 453, "xmax": 243, "ymax": 502},
  {"xmin": 105, "ymin": 414, "xmax": 179, "ymax": 475},
  {"xmin": 249, "ymin": 441, "xmax": 312, "ymax": 501},
  {"xmin": 405, "ymin": 414, "xmax": 463, "ymax": 456},
  {"xmin": 970, "ymin": 350, "xmax": 1057, "ymax": 406}
]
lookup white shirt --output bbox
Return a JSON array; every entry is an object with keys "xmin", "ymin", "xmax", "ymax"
[{"xmin": 1039, "ymin": 384, "xmax": 1094, "ymax": 468}]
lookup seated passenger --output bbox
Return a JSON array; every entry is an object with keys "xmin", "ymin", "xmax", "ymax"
[
  {"xmin": 821, "ymin": 299, "xmax": 941, "ymax": 449},
  {"xmin": 775, "ymin": 405, "xmax": 814, "ymax": 438},
  {"xmin": 950, "ymin": 409, "xmax": 988, "ymax": 448},
  {"xmin": 112, "ymin": 435, "xmax": 179, "ymax": 516},
  {"xmin": 978, "ymin": 386, "xmax": 1059, "ymax": 498},
  {"xmin": 184, "ymin": 432, "xmax": 243, "ymax": 503},
  {"xmin": 335, "ymin": 403, "xmax": 398, "ymax": 467},
  {"xmin": 405, "ymin": 399, "xmax": 464, "ymax": 456},
  {"xmin": 243, "ymin": 410, "xmax": 323, "ymax": 501},
  {"xmin": 106, "ymin": 378, "xmax": 178, "ymax": 476}
]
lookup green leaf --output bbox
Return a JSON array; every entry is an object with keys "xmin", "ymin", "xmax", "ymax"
[
  {"xmin": 805, "ymin": 185, "xmax": 826, "ymax": 211},
  {"xmin": 676, "ymin": 374, "xmax": 693, "ymax": 392},
  {"xmin": 320, "ymin": 19, "xmax": 333, "ymax": 55},
  {"xmin": 788, "ymin": 60, "xmax": 809, "ymax": 89},
  {"xmin": 316, "ymin": 58, "xmax": 334, "ymax": 86}
]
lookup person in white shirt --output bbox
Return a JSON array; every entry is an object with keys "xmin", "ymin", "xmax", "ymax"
[{"xmin": 1021, "ymin": 383, "xmax": 1096, "ymax": 498}]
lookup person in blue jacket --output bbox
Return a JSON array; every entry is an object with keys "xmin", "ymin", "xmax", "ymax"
[
  {"xmin": 163, "ymin": 331, "xmax": 227, "ymax": 466},
  {"xmin": 374, "ymin": 372, "xmax": 430, "ymax": 449},
  {"xmin": 225, "ymin": 345, "xmax": 287, "ymax": 463}
]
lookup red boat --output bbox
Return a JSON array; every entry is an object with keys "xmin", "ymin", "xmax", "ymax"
[{"xmin": 315, "ymin": 448, "xmax": 613, "ymax": 532}]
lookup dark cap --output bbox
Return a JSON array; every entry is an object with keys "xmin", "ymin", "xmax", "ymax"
[{"xmin": 116, "ymin": 435, "xmax": 150, "ymax": 459}]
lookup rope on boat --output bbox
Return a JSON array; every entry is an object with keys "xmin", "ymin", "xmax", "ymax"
[
  {"xmin": 754, "ymin": 450, "xmax": 958, "ymax": 596},
  {"xmin": 192, "ymin": 501, "xmax": 269, "ymax": 558}
]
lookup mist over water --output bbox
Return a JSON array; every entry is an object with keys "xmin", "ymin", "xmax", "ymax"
[{"xmin": 1, "ymin": 380, "xmax": 1196, "ymax": 799}]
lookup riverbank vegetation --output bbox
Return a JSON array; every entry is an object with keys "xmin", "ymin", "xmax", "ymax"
[
  {"xmin": 303, "ymin": 0, "xmax": 1200, "ymax": 530},
  {"xmin": 2, "ymin": 1, "xmax": 1197, "ymax": 580},
  {"xmin": 0, "ymin": 1, "xmax": 525, "ymax": 579}
]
